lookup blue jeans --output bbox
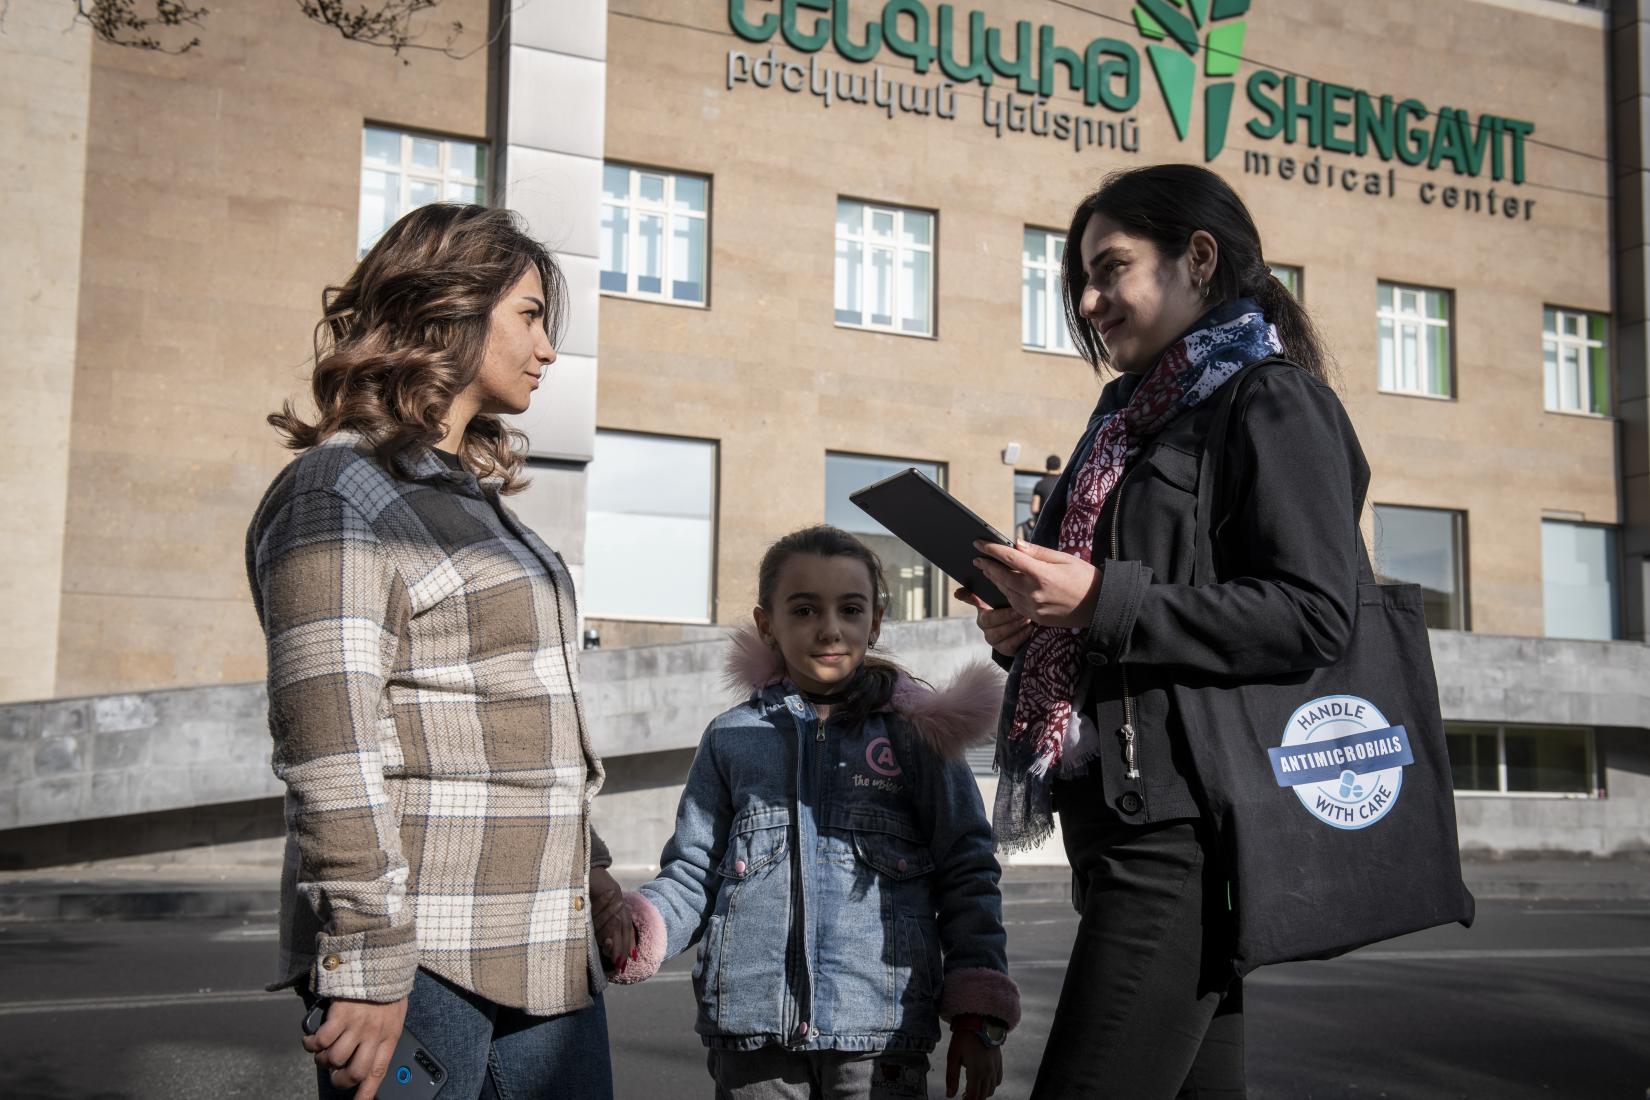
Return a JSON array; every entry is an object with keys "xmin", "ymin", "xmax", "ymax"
[{"xmin": 309, "ymin": 969, "xmax": 612, "ymax": 1100}]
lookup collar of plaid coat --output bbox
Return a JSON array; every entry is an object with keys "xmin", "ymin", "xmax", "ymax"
[
  {"xmin": 327, "ymin": 428, "xmax": 505, "ymax": 499},
  {"xmin": 723, "ymin": 627, "xmax": 1003, "ymax": 761}
]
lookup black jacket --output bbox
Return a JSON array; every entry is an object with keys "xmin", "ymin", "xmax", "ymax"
[{"xmin": 1002, "ymin": 361, "xmax": 1371, "ymax": 824}]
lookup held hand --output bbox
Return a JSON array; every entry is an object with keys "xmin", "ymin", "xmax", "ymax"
[
  {"xmin": 302, "ymin": 997, "xmax": 408, "ymax": 1100},
  {"xmin": 945, "ymin": 1028, "xmax": 1003, "ymax": 1100},
  {"xmin": 971, "ymin": 540, "xmax": 1101, "ymax": 631},
  {"xmin": 590, "ymin": 865, "xmax": 635, "ymax": 972},
  {"xmin": 953, "ymin": 587, "xmax": 1033, "ymax": 657}
]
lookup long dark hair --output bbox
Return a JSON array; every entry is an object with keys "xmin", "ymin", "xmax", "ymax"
[
  {"xmin": 756, "ymin": 525, "xmax": 910, "ymax": 733},
  {"xmin": 1060, "ymin": 164, "xmax": 1331, "ymax": 382},
  {"xmin": 269, "ymin": 204, "xmax": 567, "ymax": 493}
]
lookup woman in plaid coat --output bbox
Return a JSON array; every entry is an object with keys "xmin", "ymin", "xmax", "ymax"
[{"xmin": 247, "ymin": 204, "xmax": 628, "ymax": 1100}]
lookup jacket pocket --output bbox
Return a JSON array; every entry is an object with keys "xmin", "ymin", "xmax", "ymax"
[
  {"xmin": 898, "ymin": 915, "xmax": 942, "ymax": 1005},
  {"xmin": 851, "ymin": 829, "xmax": 935, "ymax": 882},
  {"xmin": 718, "ymin": 809, "xmax": 790, "ymax": 882},
  {"xmin": 1141, "ymin": 443, "xmax": 1199, "ymax": 494},
  {"xmin": 692, "ymin": 911, "xmax": 725, "ymax": 1030}
]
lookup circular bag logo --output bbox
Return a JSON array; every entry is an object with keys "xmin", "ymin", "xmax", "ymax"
[
  {"xmin": 1267, "ymin": 694, "xmax": 1414, "ymax": 831},
  {"xmin": 865, "ymin": 736, "xmax": 902, "ymax": 778}
]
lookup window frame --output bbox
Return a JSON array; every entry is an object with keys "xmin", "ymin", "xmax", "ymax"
[
  {"xmin": 582, "ymin": 428, "xmax": 720, "ymax": 624},
  {"xmin": 1371, "ymin": 503, "xmax": 1471, "ymax": 631},
  {"xmin": 1542, "ymin": 305, "xmax": 1611, "ymax": 417},
  {"xmin": 358, "ymin": 125, "xmax": 488, "ymax": 259},
  {"xmin": 1540, "ymin": 519, "xmax": 1621, "ymax": 641},
  {"xmin": 600, "ymin": 163, "xmax": 712, "ymax": 309},
  {"xmin": 823, "ymin": 449, "xmax": 948, "ymax": 619},
  {"xmin": 834, "ymin": 198, "xmax": 937, "ymax": 338},
  {"xmin": 1022, "ymin": 226, "xmax": 1077, "ymax": 356},
  {"xmin": 1269, "ymin": 263, "xmax": 1304, "ymax": 301},
  {"xmin": 1377, "ymin": 281, "xmax": 1454, "ymax": 400},
  {"xmin": 1445, "ymin": 722, "xmax": 1599, "ymax": 799}
]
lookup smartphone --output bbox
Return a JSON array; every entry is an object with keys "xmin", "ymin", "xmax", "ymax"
[{"xmin": 302, "ymin": 1000, "xmax": 448, "ymax": 1099}]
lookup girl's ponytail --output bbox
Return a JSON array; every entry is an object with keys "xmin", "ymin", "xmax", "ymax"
[{"xmin": 1246, "ymin": 268, "xmax": 1331, "ymax": 382}]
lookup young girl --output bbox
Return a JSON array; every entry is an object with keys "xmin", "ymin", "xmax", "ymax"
[{"xmin": 612, "ymin": 525, "xmax": 1019, "ymax": 1100}]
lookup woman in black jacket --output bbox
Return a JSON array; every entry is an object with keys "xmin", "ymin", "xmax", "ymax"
[{"xmin": 962, "ymin": 164, "xmax": 1369, "ymax": 1097}]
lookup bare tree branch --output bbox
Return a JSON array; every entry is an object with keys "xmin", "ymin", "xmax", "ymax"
[
  {"xmin": 59, "ymin": 0, "xmax": 494, "ymax": 60},
  {"xmin": 74, "ymin": 0, "xmax": 205, "ymax": 53},
  {"xmin": 295, "ymin": 0, "xmax": 464, "ymax": 61}
]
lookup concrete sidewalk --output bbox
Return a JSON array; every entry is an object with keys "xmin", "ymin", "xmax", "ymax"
[{"xmin": 0, "ymin": 853, "xmax": 1646, "ymax": 922}]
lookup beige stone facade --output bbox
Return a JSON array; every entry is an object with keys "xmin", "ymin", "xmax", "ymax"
[
  {"xmin": 596, "ymin": 0, "xmax": 1614, "ymax": 641},
  {"xmin": 1, "ymin": 0, "xmax": 94, "ymax": 703},
  {"xmin": 37, "ymin": 1, "xmax": 493, "ymax": 700},
  {"xmin": 2, "ymin": 0, "xmax": 1623, "ymax": 701}
]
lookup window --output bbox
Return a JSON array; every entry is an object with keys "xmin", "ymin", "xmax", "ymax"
[
  {"xmin": 358, "ymin": 126, "xmax": 486, "ymax": 257},
  {"xmin": 1445, "ymin": 723, "xmax": 1596, "ymax": 796},
  {"xmin": 1014, "ymin": 471, "xmax": 1044, "ymax": 539},
  {"xmin": 1378, "ymin": 283, "xmax": 1452, "ymax": 398},
  {"xmin": 1542, "ymin": 521, "xmax": 1619, "ymax": 640},
  {"xmin": 1372, "ymin": 505, "xmax": 1468, "ymax": 630},
  {"xmin": 1543, "ymin": 308, "xmax": 1610, "ymax": 415},
  {"xmin": 1270, "ymin": 264, "xmax": 1302, "ymax": 300},
  {"xmin": 584, "ymin": 431, "xmax": 717, "ymax": 622},
  {"xmin": 824, "ymin": 453, "xmax": 945, "ymax": 619},
  {"xmin": 1022, "ymin": 228, "xmax": 1074, "ymax": 353},
  {"xmin": 835, "ymin": 200, "xmax": 934, "ymax": 336},
  {"xmin": 600, "ymin": 165, "xmax": 709, "ymax": 305}
]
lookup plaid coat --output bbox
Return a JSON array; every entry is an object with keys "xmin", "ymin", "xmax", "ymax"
[{"xmin": 246, "ymin": 431, "xmax": 609, "ymax": 1014}]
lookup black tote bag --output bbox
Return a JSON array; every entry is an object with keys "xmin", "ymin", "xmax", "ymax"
[{"xmin": 1173, "ymin": 361, "xmax": 1475, "ymax": 976}]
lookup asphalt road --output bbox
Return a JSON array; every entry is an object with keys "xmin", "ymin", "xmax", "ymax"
[{"xmin": 0, "ymin": 896, "xmax": 1646, "ymax": 1099}]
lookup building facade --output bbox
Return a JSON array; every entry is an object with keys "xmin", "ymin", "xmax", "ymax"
[{"xmin": 4, "ymin": 0, "xmax": 1648, "ymax": 858}]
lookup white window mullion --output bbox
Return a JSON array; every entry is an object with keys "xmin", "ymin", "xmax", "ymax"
[
  {"xmin": 629, "ymin": 177, "xmax": 640, "ymax": 294},
  {"xmin": 1496, "ymin": 727, "xmax": 1509, "ymax": 793}
]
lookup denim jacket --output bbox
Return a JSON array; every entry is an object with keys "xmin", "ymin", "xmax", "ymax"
[{"xmin": 616, "ymin": 630, "xmax": 1021, "ymax": 1054}]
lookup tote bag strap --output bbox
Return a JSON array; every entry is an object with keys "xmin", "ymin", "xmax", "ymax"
[{"xmin": 1191, "ymin": 358, "xmax": 1376, "ymax": 588}]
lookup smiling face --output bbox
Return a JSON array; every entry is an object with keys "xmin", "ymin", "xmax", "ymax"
[
  {"xmin": 1077, "ymin": 212, "xmax": 1217, "ymax": 375},
  {"xmin": 753, "ymin": 553, "xmax": 883, "ymax": 696},
  {"xmin": 469, "ymin": 266, "xmax": 556, "ymax": 416}
]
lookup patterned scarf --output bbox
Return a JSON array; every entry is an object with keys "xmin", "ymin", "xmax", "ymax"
[{"xmin": 994, "ymin": 300, "xmax": 1283, "ymax": 850}]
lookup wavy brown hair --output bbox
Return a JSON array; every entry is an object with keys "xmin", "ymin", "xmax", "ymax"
[{"xmin": 269, "ymin": 203, "xmax": 566, "ymax": 492}]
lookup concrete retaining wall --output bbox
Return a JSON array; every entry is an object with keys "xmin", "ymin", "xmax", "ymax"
[{"xmin": 3, "ymin": 623, "xmax": 1648, "ymax": 863}]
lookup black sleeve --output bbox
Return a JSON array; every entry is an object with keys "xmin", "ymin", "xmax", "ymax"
[{"xmin": 1085, "ymin": 369, "xmax": 1366, "ymax": 679}]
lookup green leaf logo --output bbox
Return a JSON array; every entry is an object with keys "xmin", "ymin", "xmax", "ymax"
[{"xmin": 1133, "ymin": 0, "xmax": 1250, "ymax": 161}]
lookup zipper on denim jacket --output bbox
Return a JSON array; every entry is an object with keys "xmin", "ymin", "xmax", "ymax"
[
  {"xmin": 784, "ymin": 709, "xmax": 816, "ymax": 1046},
  {"xmin": 1109, "ymin": 470, "xmax": 1141, "ymax": 782}
]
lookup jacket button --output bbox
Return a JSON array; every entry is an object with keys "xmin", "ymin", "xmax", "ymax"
[
  {"xmin": 573, "ymin": 896, "xmax": 584, "ymax": 911},
  {"xmin": 1117, "ymin": 791, "xmax": 1143, "ymax": 815},
  {"xmin": 321, "ymin": 954, "xmax": 342, "ymax": 971},
  {"xmin": 896, "ymin": 858, "xmax": 908, "ymax": 873},
  {"xmin": 1085, "ymin": 651, "xmax": 1109, "ymax": 667},
  {"xmin": 797, "ymin": 1021, "xmax": 810, "ymax": 1037},
  {"xmin": 734, "ymin": 859, "xmax": 747, "ymax": 874}
]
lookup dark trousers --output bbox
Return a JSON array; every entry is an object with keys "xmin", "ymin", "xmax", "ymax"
[{"xmin": 1031, "ymin": 815, "xmax": 1245, "ymax": 1099}]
